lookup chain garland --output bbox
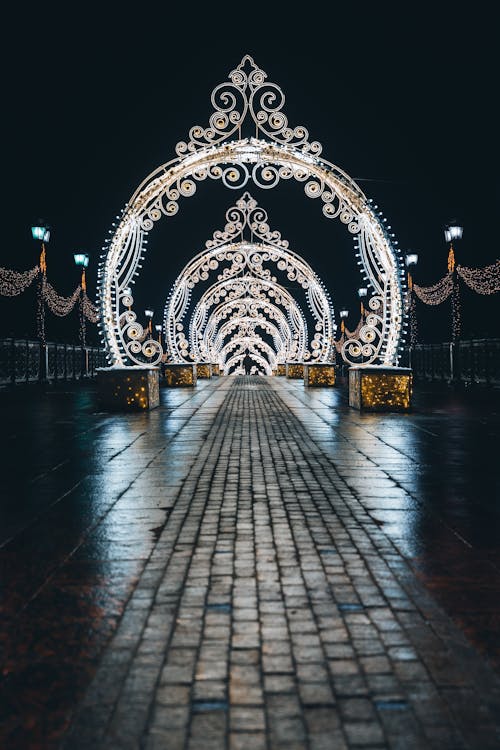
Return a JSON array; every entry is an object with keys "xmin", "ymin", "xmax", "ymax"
[
  {"xmin": 0, "ymin": 266, "xmax": 39, "ymax": 296},
  {"xmin": 413, "ymin": 273, "xmax": 453, "ymax": 305},
  {"xmin": 457, "ymin": 261, "xmax": 500, "ymax": 295},
  {"xmin": 42, "ymin": 278, "xmax": 81, "ymax": 316},
  {"xmin": 81, "ymin": 292, "xmax": 99, "ymax": 322}
]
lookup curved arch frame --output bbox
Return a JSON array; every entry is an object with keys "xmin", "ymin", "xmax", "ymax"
[
  {"xmin": 190, "ymin": 275, "xmax": 308, "ymax": 364},
  {"xmin": 213, "ymin": 316, "xmax": 288, "ymax": 366},
  {"xmin": 163, "ymin": 192, "xmax": 335, "ymax": 364},
  {"xmin": 98, "ymin": 56, "xmax": 406, "ymax": 367}
]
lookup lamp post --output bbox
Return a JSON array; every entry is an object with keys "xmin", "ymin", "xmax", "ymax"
[
  {"xmin": 339, "ymin": 307, "xmax": 349, "ymax": 336},
  {"xmin": 357, "ymin": 287, "xmax": 368, "ymax": 319},
  {"xmin": 31, "ymin": 220, "xmax": 50, "ymax": 381},
  {"xmin": 144, "ymin": 309, "xmax": 154, "ymax": 335},
  {"xmin": 74, "ymin": 253, "xmax": 90, "ymax": 377},
  {"xmin": 155, "ymin": 324, "xmax": 162, "ymax": 345},
  {"xmin": 444, "ymin": 220, "xmax": 463, "ymax": 382},
  {"xmin": 338, "ymin": 308, "xmax": 349, "ymax": 376},
  {"xmin": 405, "ymin": 253, "xmax": 418, "ymax": 368},
  {"xmin": 444, "ymin": 220, "xmax": 463, "ymax": 342}
]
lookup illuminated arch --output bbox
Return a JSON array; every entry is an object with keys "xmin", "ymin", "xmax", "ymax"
[
  {"xmin": 163, "ymin": 192, "xmax": 335, "ymax": 364},
  {"xmin": 213, "ymin": 316, "xmax": 288, "ymax": 365},
  {"xmin": 221, "ymin": 336, "xmax": 277, "ymax": 375},
  {"xmin": 203, "ymin": 298, "xmax": 296, "ymax": 366},
  {"xmin": 189, "ymin": 275, "xmax": 308, "ymax": 363},
  {"xmin": 98, "ymin": 55, "xmax": 406, "ymax": 367}
]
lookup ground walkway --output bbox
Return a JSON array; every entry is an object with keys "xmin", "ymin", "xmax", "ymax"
[{"xmin": 1, "ymin": 376, "xmax": 499, "ymax": 749}]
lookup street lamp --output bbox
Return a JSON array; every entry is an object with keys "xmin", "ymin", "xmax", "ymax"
[
  {"xmin": 357, "ymin": 287, "xmax": 368, "ymax": 317},
  {"xmin": 74, "ymin": 253, "xmax": 90, "ymax": 376},
  {"xmin": 31, "ymin": 220, "xmax": 50, "ymax": 380},
  {"xmin": 339, "ymin": 307, "xmax": 349, "ymax": 335},
  {"xmin": 144, "ymin": 309, "xmax": 154, "ymax": 334},
  {"xmin": 155, "ymin": 324, "xmax": 162, "ymax": 344},
  {"xmin": 444, "ymin": 220, "xmax": 463, "ymax": 244},
  {"xmin": 405, "ymin": 253, "xmax": 419, "ymax": 359},
  {"xmin": 31, "ymin": 220, "xmax": 51, "ymax": 244},
  {"xmin": 74, "ymin": 253, "xmax": 90, "ymax": 296},
  {"xmin": 74, "ymin": 253, "xmax": 89, "ymax": 269},
  {"xmin": 444, "ymin": 220, "xmax": 463, "ymax": 343},
  {"xmin": 405, "ymin": 252, "xmax": 419, "ymax": 271}
]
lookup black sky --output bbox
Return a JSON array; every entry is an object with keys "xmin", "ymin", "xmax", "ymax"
[{"xmin": 1, "ymin": 4, "xmax": 497, "ymax": 344}]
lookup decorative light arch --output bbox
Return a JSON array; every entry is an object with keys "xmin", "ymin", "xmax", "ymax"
[
  {"xmin": 163, "ymin": 192, "xmax": 335, "ymax": 366},
  {"xmin": 212, "ymin": 316, "xmax": 288, "ymax": 364},
  {"xmin": 190, "ymin": 276, "xmax": 308, "ymax": 366},
  {"xmin": 221, "ymin": 335, "xmax": 277, "ymax": 375},
  {"xmin": 98, "ymin": 56, "xmax": 406, "ymax": 367},
  {"xmin": 204, "ymin": 300, "xmax": 296, "ymax": 366}
]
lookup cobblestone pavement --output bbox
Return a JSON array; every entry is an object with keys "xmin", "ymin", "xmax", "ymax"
[{"xmin": 1, "ymin": 377, "xmax": 499, "ymax": 749}]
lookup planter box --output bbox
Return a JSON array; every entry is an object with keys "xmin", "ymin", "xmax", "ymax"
[
  {"xmin": 163, "ymin": 363, "xmax": 197, "ymax": 387},
  {"xmin": 275, "ymin": 364, "xmax": 286, "ymax": 376},
  {"xmin": 286, "ymin": 363, "xmax": 304, "ymax": 379},
  {"xmin": 197, "ymin": 363, "xmax": 212, "ymax": 379},
  {"xmin": 304, "ymin": 363, "xmax": 336, "ymax": 387},
  {"xmin": 96, "ymin": 366, "xmax": 160, "ymax": 410},
  {"xmin": 349, "ymin": 366, "xmax": 412, "ymax": 411}
]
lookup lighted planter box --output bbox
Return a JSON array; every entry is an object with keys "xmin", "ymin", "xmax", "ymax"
[
  {"xmin": 96, "ymin": 366, "xmax": 160, "ymax": 410},
  {"xmin": 163, "ymin": 363, "xmax": 197, "ymax": 387},
  {"xmin": 196, "ymin": 363, "xmax": 212, "ymax": 379},
  {"xmin": 304, "ymin": 363, "xmax": 336, "ymax": 387},
  {"xmin": 349, "ymin": 366, "xmax": 413, "ymax": 412},
  {"xmin": 275, "ymin": 364, "xmax": 286, "ymax": 376},
  {"xmin": 286, "ymin": 363, "xmax": 304, "ymax": 379},
  {"xmin": 211, "ymin": 364, "xmax": 221, "ymax": 376}
]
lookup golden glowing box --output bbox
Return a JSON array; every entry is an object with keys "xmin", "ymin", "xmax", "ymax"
[
  {"xmin": 349, "ymin": 366, "xmax": 412, "ymax": 412},
  {"xmin": 96, "ymin": 367, "xmax": 160, "ymax": 410},
  {"xmin": 304, "ymin": 363, "xmax": 336, "ymax": 387},
  {"xmin": 196, "ymin": 363, "xmax": 212, "ymax": 379},
  {"xmin": 276, "ymin": 364, "xmax": 286, "ymax": 376},
  {"xmin": 211, "ymin": 364, "xmax": 220, "ymax": 376},
  {"xmin": 286, "ymin": 363, "xmax": 304, "ymax": 379},
  {"xmin": 163, "ymin": 364, "xmax": 197, "ymax": 387}
]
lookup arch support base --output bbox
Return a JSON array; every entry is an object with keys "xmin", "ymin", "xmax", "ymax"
[
  {"xmin": 163, "ymin": 364, "xmax": 197, "ymax": 388},
  {"xmin": 348, "ymin": 366, "xmax": 413, "ymax": 412},
  {"xmin": 96, "ymin": 366, "xmax": 160, "ymax": 410},
  {"xmin": 304, "ymin": 363, "xmax": 336, "ymax": 387}
]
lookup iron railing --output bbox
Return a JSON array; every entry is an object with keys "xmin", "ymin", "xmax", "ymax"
[
  {"xmin": 403, "ymin": 339, "xmax": 500, "ymax": 386},
  {"xmin": 0, "ymin": 339, "xmax": 108, "ymax": 386}
]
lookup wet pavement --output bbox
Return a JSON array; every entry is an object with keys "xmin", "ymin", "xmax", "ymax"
[{"xmin": 0, "ymin": 376, "xmax": 499, "ymax": 749}]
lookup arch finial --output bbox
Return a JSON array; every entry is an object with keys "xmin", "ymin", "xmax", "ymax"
[
  {"xmin": 175, "ymin": 56, "xmax": 322, "ymax": 157},
  {"xmin": 206, "ymin": 191, "xmax": 288, "ymax": 251}
]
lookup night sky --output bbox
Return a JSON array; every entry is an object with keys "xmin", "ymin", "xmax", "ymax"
[{"xmin": 1, "ymin": 5, "xmax": 497, "ymax": 345}]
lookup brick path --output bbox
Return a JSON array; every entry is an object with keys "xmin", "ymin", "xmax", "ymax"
[{"xmin": 1, "ymin": 376, "xmax": 500, "ymax": 748}]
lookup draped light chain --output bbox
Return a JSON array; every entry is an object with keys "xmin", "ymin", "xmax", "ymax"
[
  {"xmin": 0, "ymin": 266, "xmax": 40, "ymax": 296},
  {"xmin": 411, "ymin": 261, "xmax": 499, "ymax": 305},
  {"xmin": 0, "ymin": 264, "xmax": 100, "ymax": 330},
  {"xmin": 457, "ymin": 260, "xmax": 500, "ymax": 295}
]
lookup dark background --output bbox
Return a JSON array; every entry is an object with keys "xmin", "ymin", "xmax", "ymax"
[{"xmin": 1, "ymin": 4, "xmax": 497, "ymax": 346}]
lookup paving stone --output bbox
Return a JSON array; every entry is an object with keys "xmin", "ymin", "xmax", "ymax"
[{"xmin": 2, "ymin": 378, "xmax": 500, "ymax": 750}]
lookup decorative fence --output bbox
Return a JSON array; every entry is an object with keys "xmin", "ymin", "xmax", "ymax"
[
  {"xmin": 404, "ymin": 339, "xmax": 500, "ymax": 386},
  {"xmin": 0, "ymin": 339, "xmax": 107, "ymax": 386}
]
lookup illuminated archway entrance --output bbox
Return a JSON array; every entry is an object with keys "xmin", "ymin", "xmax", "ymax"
[
  {"xmin": 163, "ymin": 192, "xmax": 335, "ymax": 370},
  {"xmin": 98, "ymin": 56, "xmax": 407, "ymax": 368}
]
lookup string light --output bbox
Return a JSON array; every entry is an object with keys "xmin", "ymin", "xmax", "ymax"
[
  {"xmin": 42, "ymin": 279, "xmax": 81, "ymax": 316},
  {"xmin": 457, "ymin": 261, "xmax": 500, "ymax": 295},
  {"xmin": 0, "ymin": 266, "xmax": 39, "ymax": 296},
  {"xmin": 413, "ymin": 274, "xmax": 453, "ymax": 305}
]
